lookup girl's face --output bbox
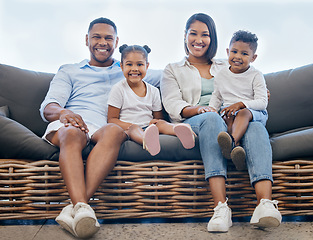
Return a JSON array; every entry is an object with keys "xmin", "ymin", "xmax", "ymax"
[
  {"xmin": 121, "ymin": 51, "xmax": 149, "ymax": 86},
  {"xmin": 185, "ymin": 20, "xmax": 211, "ymax": 59}
]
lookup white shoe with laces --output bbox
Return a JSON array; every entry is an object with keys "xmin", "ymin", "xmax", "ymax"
[
  {"xmin": 72, "ymin": 202, "xmax": 100, "ymax": 239},
  {"xmin": 207, "ymin": 199, "xmax": 232, "ymax": 232},
  {"xmin": 250, "ymin": 199, "xmax": 282, "ymax": 228},
  {"xmin": 55, "ymin": 204, "xmax": 77, "ymax": 237}
]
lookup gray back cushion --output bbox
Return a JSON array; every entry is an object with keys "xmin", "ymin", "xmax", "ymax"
[
  {"xmin": 0, "ymin": 64, "xmax": 54, "ymax": 137},
  {"xmin": 265, "ymin": 64, "xmax": 313, "ymax": 134}
]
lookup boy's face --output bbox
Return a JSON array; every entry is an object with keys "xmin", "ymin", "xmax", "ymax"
[
  {"xmin": 227, "ymin": 41, "xmax": 257, "ymax": 73},
  {"xmin": 86, "ymin": 23, "xmax": 119, "ymax": 67}
]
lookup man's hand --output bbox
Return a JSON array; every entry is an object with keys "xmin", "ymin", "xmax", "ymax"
[
  {"xmin": 221, "ymin": 102, "xmax": 245, "ymax": 117},
  {"xmin": 59, "ymin": 109, "xmax": 89, "ymax": 133}
]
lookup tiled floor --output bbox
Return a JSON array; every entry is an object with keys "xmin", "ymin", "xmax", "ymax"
[{"xmin": 1, "ymin": 217, "xmax": 312, "ymax": 240}]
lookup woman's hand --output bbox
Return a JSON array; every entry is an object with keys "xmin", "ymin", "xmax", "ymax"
[
  {"xmin": 221, "ymin": 102, "xmax": 245, "ymax": 118},
  {"xmin": 197, "ymin": 106, "xmax": 217, "ymax": 114},
  {"xmin": 59, "ymin": 109, "xmax": 89, "ymax": 133},
  {"xmin": 181, "ymin": 105, "xmax": 216, "ymax": 118}
]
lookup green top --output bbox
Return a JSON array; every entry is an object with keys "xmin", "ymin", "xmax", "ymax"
[{"xmin": 197, "ymin": 77, "xmax": 215, "ymax": 106}]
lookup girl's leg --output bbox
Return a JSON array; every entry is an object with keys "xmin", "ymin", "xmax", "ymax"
[
  {"xmin": 231, "ymin": 109, "xmax": 253, "ymax": 145},
  {"xmin": 153, "ymin": 119, "xmax": 175, "ymax": 135},
  {"xmin": 154, "ymin": 119, "xmax": 196, "ymax": 149},
  {"xmin": 125, "ymin": 124, "xmax": 145, "ymax": 145}
]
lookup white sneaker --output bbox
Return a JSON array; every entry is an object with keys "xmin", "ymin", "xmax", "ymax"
[
  {"xmin": 55, "ymin": 204, "xmax": 77, "ymax": 237},
  {"xmin": 207, "ymin": 200, "xmax": 232, "ymax": 232},
  {"xmin": 72, "ymin": 202, "xmax": 100, "ymax": 238},
  {"xmin": 250, "ymin": 199, "xmax": 282, "ymax": 228}
]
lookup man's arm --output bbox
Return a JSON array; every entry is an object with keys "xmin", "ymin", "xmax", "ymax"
[{"xmin": 44, "ymin": 102, "xmax": 88, "ymax": 133}]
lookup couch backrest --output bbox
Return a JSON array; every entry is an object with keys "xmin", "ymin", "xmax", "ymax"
[
  {"xmin": 0, "ymin": 64, "xmax": 54, "ymax": 136},
  {"xmin": 1, "ymin": 62, "xmax": 313, "ymax": 137},
  {"xmin": 265, "ymin": 63, "xmax": 313, "ymax": 135}
]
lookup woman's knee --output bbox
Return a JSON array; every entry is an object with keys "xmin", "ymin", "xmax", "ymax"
[{"xmin": 201, "ymin": 112, "xmax": 225, "ymax": 129}]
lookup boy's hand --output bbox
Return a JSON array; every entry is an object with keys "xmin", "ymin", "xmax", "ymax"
[{"xmin": 221, "ymin": 102, "xmax": 245, "ymax": 117}]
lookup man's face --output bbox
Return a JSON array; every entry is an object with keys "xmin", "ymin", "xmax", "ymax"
[{"xmin": 86, "ymin": 23, "xmax": 119, "ymax": 67}]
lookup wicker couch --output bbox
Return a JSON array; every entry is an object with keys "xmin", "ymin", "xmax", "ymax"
[{"xmin": 1, "ymin": 63, "xmax": 313, "ymax": 220}]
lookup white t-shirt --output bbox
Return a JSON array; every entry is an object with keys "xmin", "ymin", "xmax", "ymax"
[
  {"xmin": 108, "ymin": 79, "xmax": 162, "ymax": 128},
  {"xmin": 209, "ymin": 66, "xmax": 268, "ymax": 111}
]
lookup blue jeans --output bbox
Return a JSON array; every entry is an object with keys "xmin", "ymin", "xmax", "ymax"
[{"xmin": 184, "ymin": 112, "xmax": 273, "ymax": 186}]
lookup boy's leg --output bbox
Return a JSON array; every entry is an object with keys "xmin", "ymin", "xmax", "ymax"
[
  {"xmin": 231, "ymin": 109, "xmax": 252, "ymax": 145},
  {"xmin": 223, "ymin": 115, "xmax": 234, "ymax": 135}
]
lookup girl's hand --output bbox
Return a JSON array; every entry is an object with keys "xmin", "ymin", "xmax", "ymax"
[
  {"xmin": 197, "ymin": 106, "xmax": 217, "ymax": 114},
  {"xmin": 59, "ymin": 109, "xmax": 89, "ymax": 133},
  {"xmin": 221, "ymin": 102, "xmax": 245, "ymax": 117}
]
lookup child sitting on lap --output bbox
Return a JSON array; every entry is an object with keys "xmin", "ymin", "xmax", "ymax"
[
  {"xmin": 107, "ymin": 44, "xmax": 196, "ymax": 156},
  {"xmin": 209, "ymin": 30, "xmax": 268, "ymax": 170}
]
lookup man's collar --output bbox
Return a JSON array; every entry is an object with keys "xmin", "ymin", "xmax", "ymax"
[{"xmin": 78, "ymin": 59, "xmax": 120, "ymax": 69}]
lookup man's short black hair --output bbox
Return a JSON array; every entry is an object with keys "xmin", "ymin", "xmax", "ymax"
[{"xmin": 88, "ymin": 17, "xmax": 117, "ymax": 34}]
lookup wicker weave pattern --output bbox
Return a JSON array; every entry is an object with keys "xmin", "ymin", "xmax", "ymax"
[{"xmin": 1, "ymin": 159, "xmax": 313, "ymax": 220}]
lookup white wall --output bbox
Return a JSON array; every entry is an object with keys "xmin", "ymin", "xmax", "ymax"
[{"xmin": 0, "ymin": 0, "xmax": 312, "ymax": 74}]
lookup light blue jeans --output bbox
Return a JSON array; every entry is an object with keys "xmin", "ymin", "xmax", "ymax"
[{"xmin": 184, "ymin": 112, "xmax": 273, "ymax": 186}]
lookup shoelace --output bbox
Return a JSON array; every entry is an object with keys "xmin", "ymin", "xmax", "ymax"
[
  {"xmin": 212, "ymin": 201, "xmax": 229, "ymax": 219},
  {"xmin": 260, "ymin": 199, "xmax": 279, "ymax": 209}
]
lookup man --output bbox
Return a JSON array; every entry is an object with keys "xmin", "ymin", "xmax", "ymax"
[{"xmin": 40, "ymin": 17, "xmax": 160, "ymax": 238}]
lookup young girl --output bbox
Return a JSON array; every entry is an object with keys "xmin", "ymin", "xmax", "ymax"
[{"xmin": 107, "ymin": 44, "xmax": 196, "ymax": 156}]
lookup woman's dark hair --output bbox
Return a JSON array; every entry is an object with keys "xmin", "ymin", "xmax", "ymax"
[
  {"xmin": 88, "ymin": 17, "xmax": 117, "ymax": 34},
  {"xmin": 230, "ymin": 30, "xmax": 258, "ymax": 53},
  {"xmin": 184, "ymin": 13, "xmax": 217, "ymax": 64},
  {"xmin": 119, "ymin": 44, "xmax": 151, "ymax": 63}
]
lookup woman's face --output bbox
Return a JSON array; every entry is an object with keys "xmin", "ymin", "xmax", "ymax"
[{"xmin": 185, "ymin": 20, "xmax": 211, "ymax": 59}]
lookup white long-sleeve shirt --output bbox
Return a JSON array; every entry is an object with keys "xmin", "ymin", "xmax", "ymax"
[
  {"xmin": 161, "ymin": 58, "xmax": 228, "ymax": 122},
  {"xmin": 209, "ymin": 66, "xmax": 268, "ymax": 111}
]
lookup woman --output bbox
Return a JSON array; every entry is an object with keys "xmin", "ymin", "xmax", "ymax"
[{"xmin": 160, "ymin": 13, "xmax": 281, "ymax": 233}]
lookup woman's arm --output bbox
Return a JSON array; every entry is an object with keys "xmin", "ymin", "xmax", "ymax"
[{"xmin": 160, "ymin": 64, "xmax": 191, "ymax": 121}]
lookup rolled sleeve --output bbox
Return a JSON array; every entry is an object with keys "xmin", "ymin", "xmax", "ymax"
[
  {"xmin": 39, "ymin": 65, "xmax": 72, "ymax": 122},
  {"xmin": 161, "ymin": 64, "xmax": 190, "ymax": 122}
]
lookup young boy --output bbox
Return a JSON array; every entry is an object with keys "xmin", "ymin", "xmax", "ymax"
[{"xmin": 209, "ymin": 30, "xmax": 268, "ymax": 170}]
